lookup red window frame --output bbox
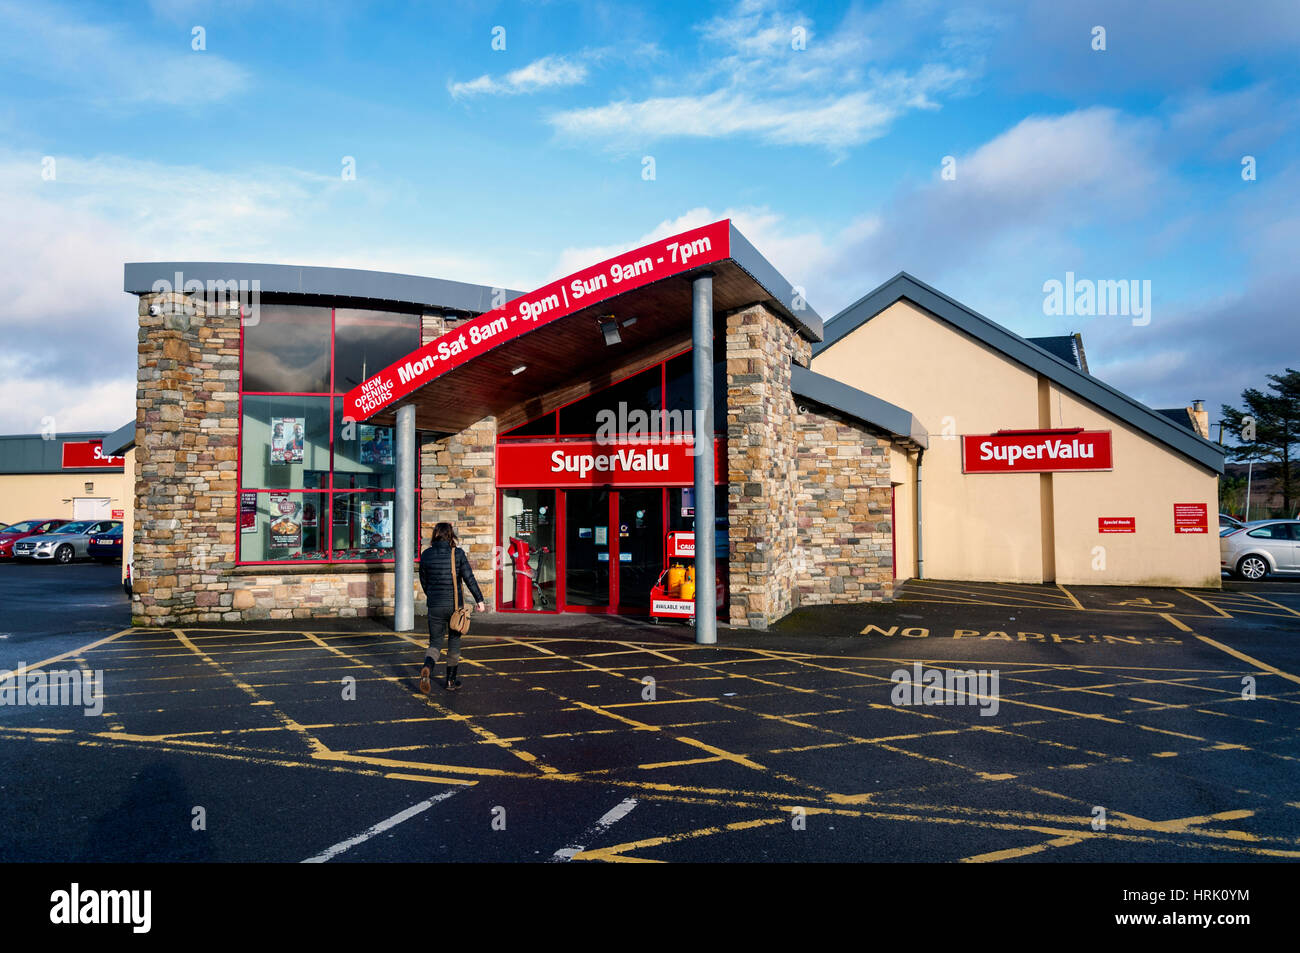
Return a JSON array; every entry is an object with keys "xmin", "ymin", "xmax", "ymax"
[{"xmin": 236, "ymin": 306, "xmax": 421, "ymax": 566}]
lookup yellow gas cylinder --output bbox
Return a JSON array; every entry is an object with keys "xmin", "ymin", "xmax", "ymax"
[
  {"xmin": 685, "ymin": 565, "xmax": 695, "ymax": 583},
  {"xmin": 680, "ymin": 578, "xmax": 696, "ymax": 601},
  {"xmin": 667, "ymin": 563, "xmax": 686, "ymax": 597}
]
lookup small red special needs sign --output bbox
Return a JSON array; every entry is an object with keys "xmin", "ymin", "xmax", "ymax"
[
  {"xmin": 1098, "ymin": 517, "xmax": 1135, "ymax": 533},
  {"xmin": 1173, "ymin": 503, "xmax": 1208, "ymax": 533}
]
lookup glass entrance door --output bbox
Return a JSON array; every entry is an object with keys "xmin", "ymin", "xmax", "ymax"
[
  {"xmin": 616, "ymin": 489, "xmax": 663, "ymax": 610},
  {"xmin": 560, "ymin": 488, "xmax": 664, "ymax": 613},
  {"xmin": 564, "ymin": 489, "xmax": 611, "ymax": 609}
]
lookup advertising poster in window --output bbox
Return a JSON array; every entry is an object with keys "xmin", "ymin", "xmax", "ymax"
[
  {"xmin": 359, "ymin": 425, "xmax": 393, "ymax": 466},
  {"xmin": 268, "ymin": 492, "xmax": 303, "ymax": 547},
  {"xmin": 270, "ymin": 417, "xmax": 305, "ymax": 465},
  {"xmin": 240, "ymin": 492, "xmax": 257, "ymax": 534},
  {"xmin": 359, "ymin": 501, "xmax": 392, "ymax": 549},
  {"xmin": 302, "ymin": 498, "xmax": 318, "ymax": 528}
]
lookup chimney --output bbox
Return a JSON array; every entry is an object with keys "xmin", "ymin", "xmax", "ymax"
[{"xmin": 1188, "ymin": 399, "xmax": 1209, "ymax": 439}]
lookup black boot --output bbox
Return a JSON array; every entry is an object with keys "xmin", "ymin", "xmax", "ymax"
[{"xmin": 445, "ymin": 664, "xmax": 462, "ymax": 691}]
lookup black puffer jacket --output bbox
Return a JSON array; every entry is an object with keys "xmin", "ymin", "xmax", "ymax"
[{"xmin": 419, "ymin": 540, "xmax": 484, "ymax": 615}]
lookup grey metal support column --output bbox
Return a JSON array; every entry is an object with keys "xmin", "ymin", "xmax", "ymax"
[
  {"xmin": 691, "ymin": 272, "xmax": 717, "ymax": 645},
  {"xmin": 394, "ymin": 403, "xmax": 416, "ymax": 631}
]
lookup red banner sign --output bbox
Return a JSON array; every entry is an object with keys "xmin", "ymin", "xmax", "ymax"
[
  {"xmin": 962, "ymin": 429, "xmax": 1112, "ymax": 473},
  {"xmin": 1173, "ymin": 503, "xmax": 1208, "ymax": 534},
  {"xmin": 112, "ymin": 509, "xmax": 124, "ymax": 519},
  {"xmin": 1098, "ymin": 517, "xmax": 1135, "ymax": 533},
  {"xmin": 61, "ymin": 440, "xmax": 125, "ymax": 470},
  {"xmin": 497, "ymin": 439, "xmax": 721, "ymax": 488},
  {"xmin": 343, "ymin": 220, "xmax": 732, "ymax": 421}
]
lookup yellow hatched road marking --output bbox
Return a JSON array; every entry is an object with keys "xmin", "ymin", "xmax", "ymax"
[
  {"xmin": 0, "ymin": 628, "xmax": 136, "ymax": 680},
  {"xmin": 961, "ymin": 836, "xmax": 1083, "ymax": 863},
  {"xmin": 1178, "ymin": 588, "xmax": 1233, "ymax": 618},
  {"xmin": 1238, "ymin": 591, "xmax": 1300, "ymax": 618},
  {"xmin": 1195, "ymin": 635, "xmax": 1300, "ymax": 686}
]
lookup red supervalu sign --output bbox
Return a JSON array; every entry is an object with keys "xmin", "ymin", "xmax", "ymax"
[
  {"xmin": 61, "ymin": 440, "xmax": 125, "ymax": 470},
  {"xmin": 497, "ymin": 439, "xmax": 722, "ymax": 489},
  {"xmin": 961, "ymin": 428, "xmax": 1112, "ymax": 473},
  {"xmin": 1098, "ymin": 517, "xmax": 1135, "ymax": 533},
  {"xmin": 343, "ymin": 220, "xmax": 732, "ymax": 421},
  {"xmin": 1173, "ymin": 503, "xmax": 1208, "ymax": 534}
]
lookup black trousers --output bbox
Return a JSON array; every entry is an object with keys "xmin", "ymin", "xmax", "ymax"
[{"xmin": 425, "ymin": 611, "xmax": 461, "ymax": 666}]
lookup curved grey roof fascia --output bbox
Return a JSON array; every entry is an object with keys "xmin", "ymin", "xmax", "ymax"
[{"xmin": 124, "ymin": 262, "xmax": 524, "ymax": 315}]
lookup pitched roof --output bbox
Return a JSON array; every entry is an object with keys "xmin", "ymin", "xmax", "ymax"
[
  {"xmin": 1026, "ymin": 334, "xmax": 1086, "ymax": 372},
  {"xmin": 790, "ymin": 365, "xmax": 928, "ymax": 448},
  {"xmin": 815, "ymin": 272, "xmax": 1224, "ymax": 474}
]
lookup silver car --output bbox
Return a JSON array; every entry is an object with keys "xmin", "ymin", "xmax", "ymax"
[
  {"xmin": 1220, "ymin": 520, "xmax": 1300, "ymax": 580},
  {"xmin": 13, "ymin": 519, "xmax": 121, "ymax": 564}
]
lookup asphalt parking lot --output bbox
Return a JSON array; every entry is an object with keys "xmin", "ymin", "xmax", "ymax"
[{"xmin": 1, "ymin": 562, "xmax": 1297, "ymax": 863}]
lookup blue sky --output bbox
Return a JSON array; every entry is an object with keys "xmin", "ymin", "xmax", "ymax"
[{"xmin": 1, "ymin": 0, "xmax": 1297, "ymax": 434}]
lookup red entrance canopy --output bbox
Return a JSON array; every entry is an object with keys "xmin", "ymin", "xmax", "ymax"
[{"xmin": 343, "ymin": 219, "xmax": 821, "ymax": 433}]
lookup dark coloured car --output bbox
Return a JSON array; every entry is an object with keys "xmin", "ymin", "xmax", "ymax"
[
  {"xmin": 88, "ymin": 523, "xmax": 124, "ymax": 563},
  {"xmin": 0, "ymin": 519, "xmax": 70, "ymax": 559}
]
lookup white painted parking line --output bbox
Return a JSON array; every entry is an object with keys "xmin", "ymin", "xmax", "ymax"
[
  {"xmin": 301, "ymin": 789, "xmax": 462, "ymax": 863},
  {"xmin": 550, "ymin": 798, "xmax": 639, "ymax": 862}
]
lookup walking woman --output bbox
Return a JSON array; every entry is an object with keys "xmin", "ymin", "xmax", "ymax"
[{"xmin": 418, "ymin": 522, "xmax": 485, "ymax": 692}]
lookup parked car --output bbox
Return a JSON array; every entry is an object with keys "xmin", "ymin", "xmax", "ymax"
[
  {"xmin": 12, "ymin": 520, "xmax": 121, "ymax": 564},
  {"xmin": 1219, "ymin": 513, "xmax": 1244, "ymax": 531},
  {"xmin": 0, "ymin": 519, "xmax": 69, "ymax": 559},
  {"xmin": 1220, "ymin": 520, "xmax": 1300, "ymax": 580},
  {"xmin": 87, "ymin": 523, "xmax": 124, "ymax": 563}
]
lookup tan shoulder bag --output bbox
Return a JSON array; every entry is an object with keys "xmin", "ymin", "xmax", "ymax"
[{"xmin": 449, "ymin": 549, "xmax": 472, "ymax": 635}]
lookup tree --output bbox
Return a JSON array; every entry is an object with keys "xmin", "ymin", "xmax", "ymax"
[{"xmin": 1220, "ymin": 368, "xmax": 1300, "ymax": 516}]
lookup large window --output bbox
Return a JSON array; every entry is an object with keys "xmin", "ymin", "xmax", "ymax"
[{"xmin": 238, "ymin": 304, "xmax": 421, "ymax": 564}]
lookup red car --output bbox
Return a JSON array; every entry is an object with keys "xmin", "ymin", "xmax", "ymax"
[{"xmin": 0, "ymin": 519, "xmax": 70, "ymax": 559}]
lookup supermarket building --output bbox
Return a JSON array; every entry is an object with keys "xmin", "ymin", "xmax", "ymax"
[{"xmin": 117, "ymin": 219, "xmax": 1224, "ymax": 630}]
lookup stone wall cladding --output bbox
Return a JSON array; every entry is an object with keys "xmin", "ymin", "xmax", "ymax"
[
  {"xmin": 133, "ymin": 291, "xmax": 242, "ymax": 625},
  {"xmin": 724, "ymin": 302, "xmax": 810, "ymax": 629},
  {"xmin": 421, "ymin": 421, "xmax": 497, "ymax": 610},
  {"xmin": 792, "ymin": 405, "xmax": 897, "ymax": 605},
  {"xmin": 725, "ymin": 302, "xmax": 895, "ymax": 628},
  {"xmin": 131, "ymin": 299, "xmax": 494, "ymax": 625}
]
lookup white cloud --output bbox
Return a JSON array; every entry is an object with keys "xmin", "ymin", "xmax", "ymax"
[
  {"xmin": 0, "ymin": 149, "xmax": 517, "ymax": 434},
  {"xmin": 0, "ymin": 0, "xmax": 250, "ymax": 106},
  {"xmin": 548, "ymin": 0, "xmax": 974, "ymax": 152},
  {"xmin": 450, "ymin": 55, "xmax": 588, "ymax": 99}
]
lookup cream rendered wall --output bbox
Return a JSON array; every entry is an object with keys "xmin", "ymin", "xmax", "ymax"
[
  {"xmin": 889, "ymin": 445, "xmax": 916, "ymax": 580},
  {"xmin": 1047, "ymin": 385, "xmax": 1220, "ymax": 587},
  {"xmin": 813, "ymin": 300, "xmax": 1046, "ymax": 582},
  {"xmin": 0, "ymin": 472, "xmax": 128, "ymax": 527}
]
